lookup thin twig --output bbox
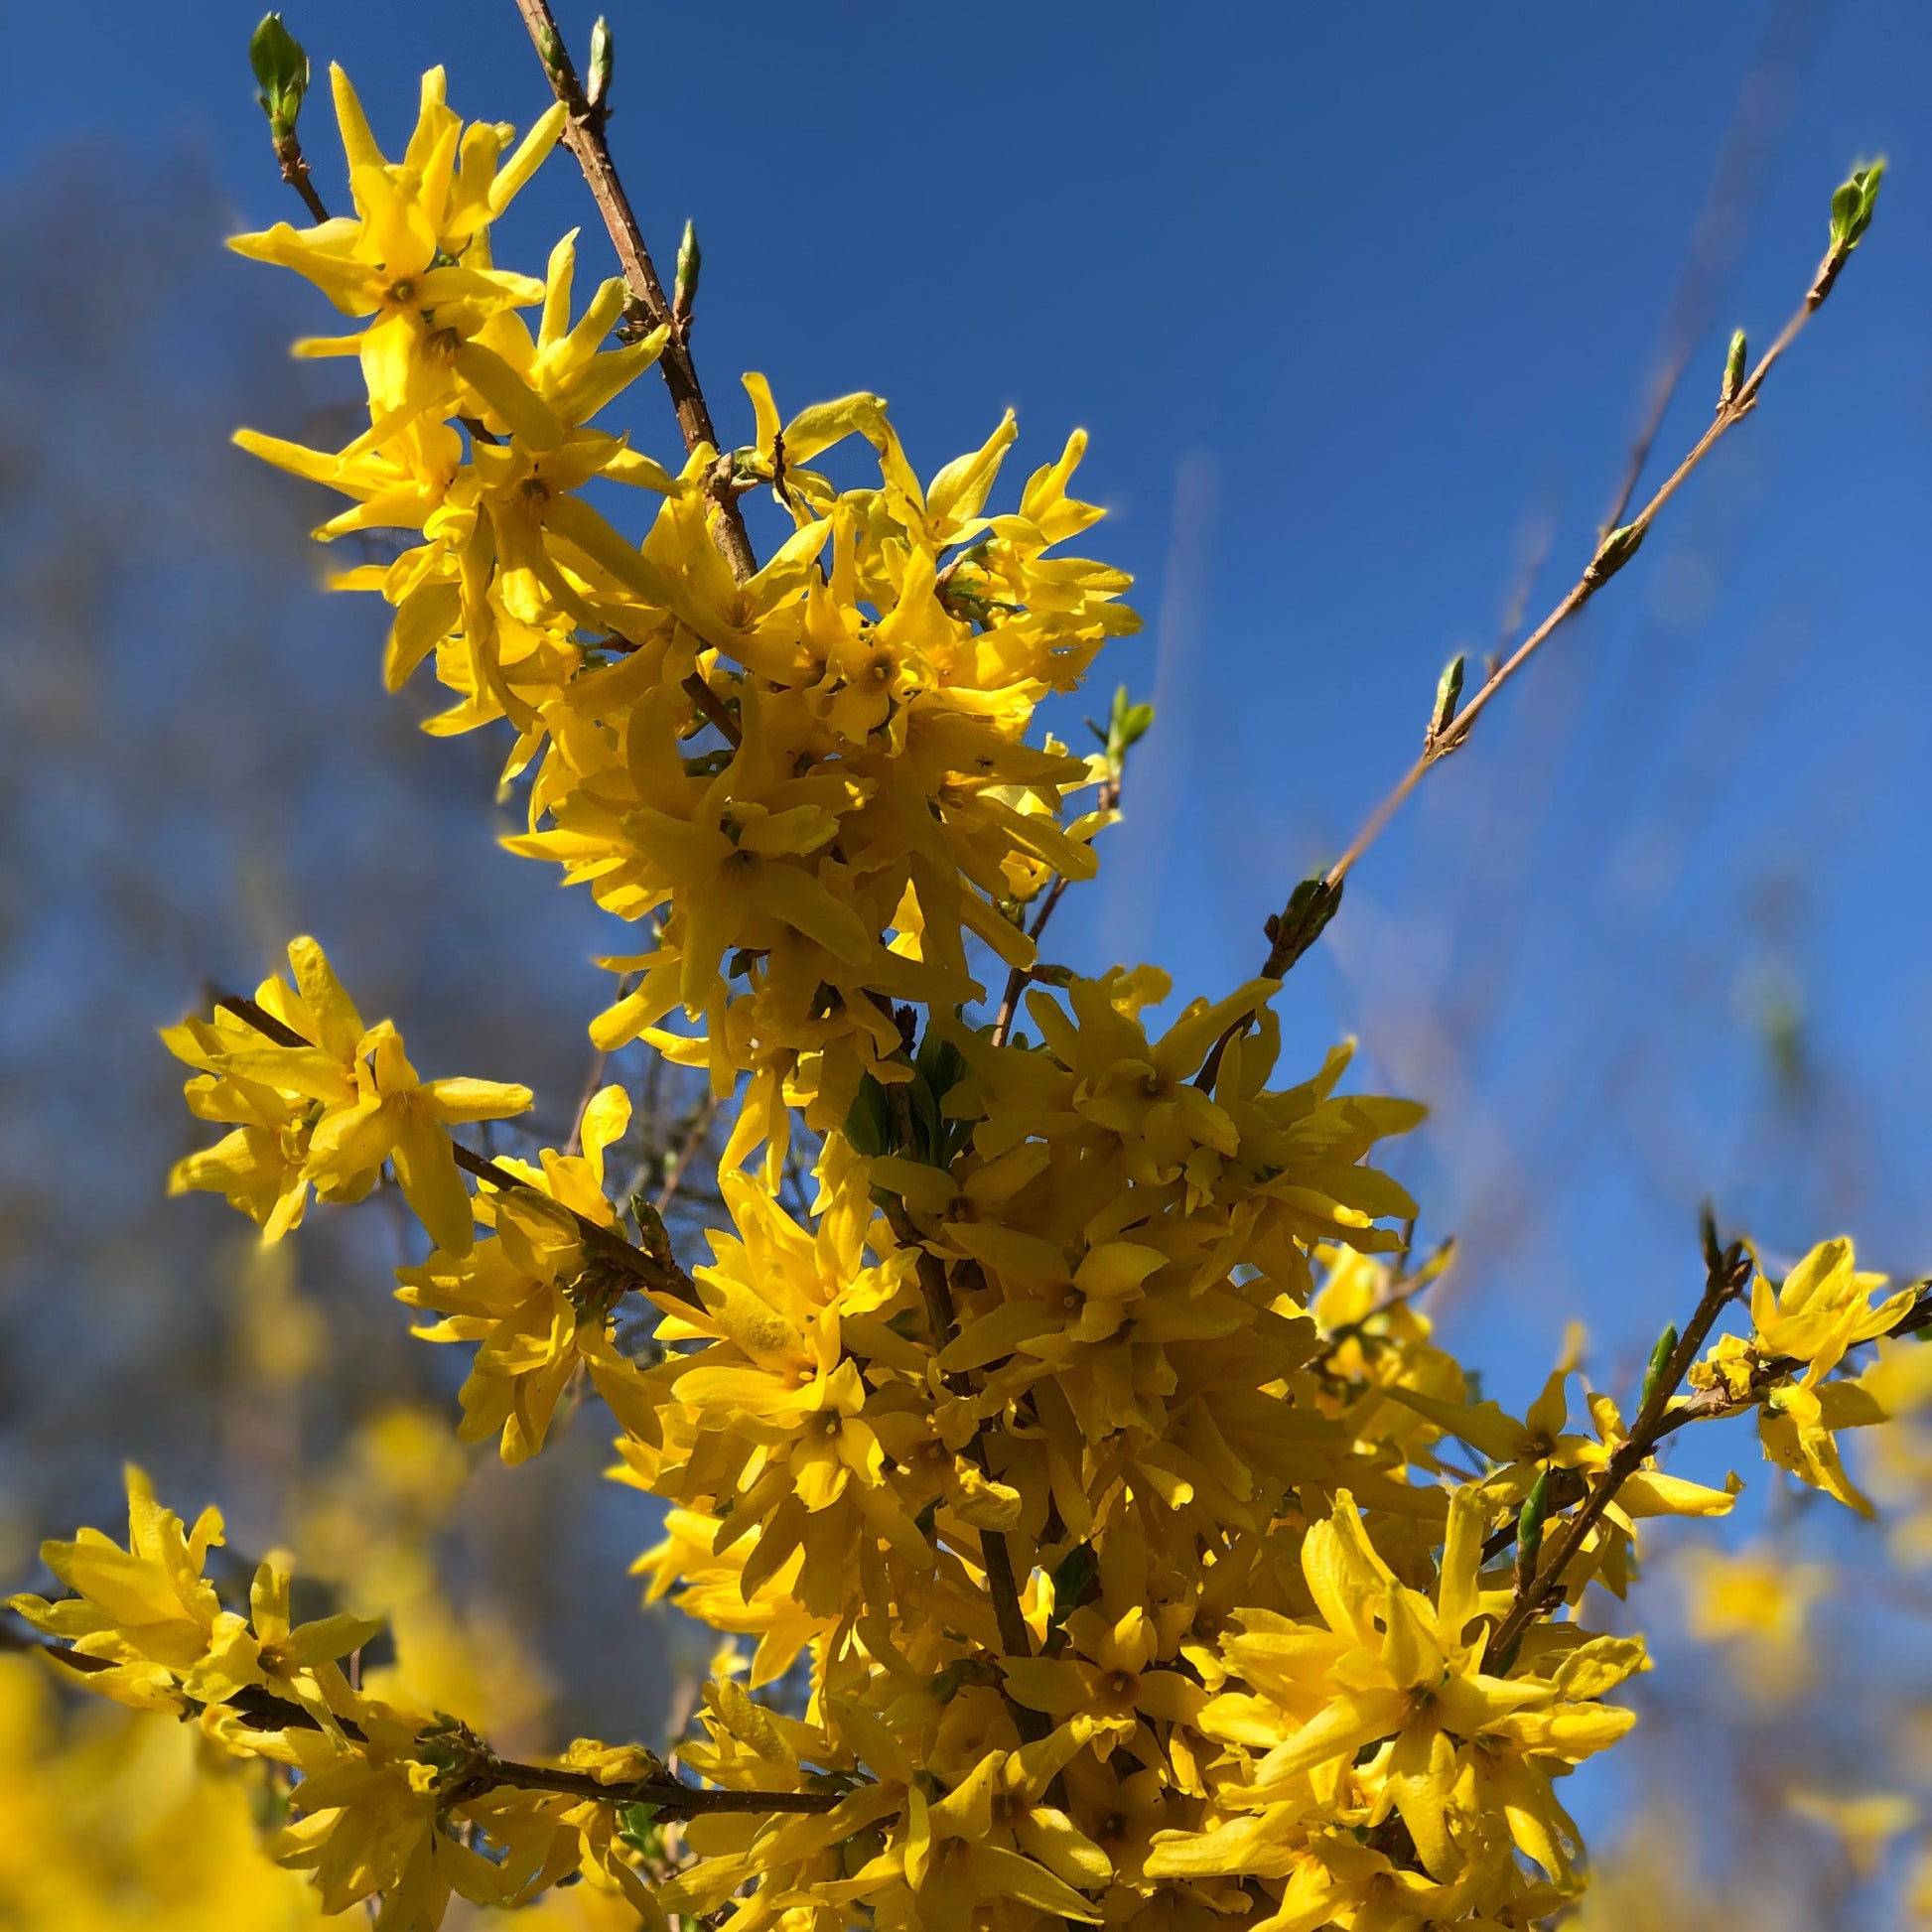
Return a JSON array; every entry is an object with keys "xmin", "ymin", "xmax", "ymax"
[
  {"xmin": 1325, "ymin": 229, "xmax": 1853, "ymax": 899},
  {"xmin": 1600, "ymin": 0, "xmax": 1818, "ymax": 534},
  {"xmin": 682, "ymin": 669, "xmax": 743, "ymax": 747},
  {"xmin": 509, "ymin": 0, "xmax": 758, "ymax": 584},
  {"xmin": 894, "ymin": 1232, "xmax": 1049, "ymax": 1739},
  {"xmin": 211, "ymin": 994, "xmax": 701, "ymax": 1310},
  {"xmin": 273, "ymin": 134, "xmax": 331, "ymax": 223},
  {"xmin": 1484, "ymin": 1233, "xmax": 1755, "ymax": 1665},
  {"xmin": 655, "ymin": 1090, "xmax": 723, "ymax": 1213},
  {"xmin": 990, "ymin": 768, "xmax": 1121, "ymax": 1048},
  {"xmin": 1193, "ymin": 217, "xmax": 1870, "ymax": 1094}
]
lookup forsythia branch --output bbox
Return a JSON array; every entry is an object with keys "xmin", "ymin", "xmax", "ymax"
[
  {"xmin": 1, "ymin": 1622, "xmax": 838, "ymax": 1817},
  {"xmin": 213, "ymin": 993, "xmax": 703, "ymax": 1310},
  {"xmin": 1323, "ymin": 204, "xmax": 1874, "ymax": 895},
  {"xmin": 1194, "ymin": 184, "xmax": 1879, "ymax": 1093},
  {"xmin": 509, "ymin": 0, "xmax": 759, "ymax": 583}
]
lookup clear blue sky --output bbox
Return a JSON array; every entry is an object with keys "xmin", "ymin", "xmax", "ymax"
[{"xmin": 6, "ymin": 0, "xmax": 1932, "ymax": 1869}]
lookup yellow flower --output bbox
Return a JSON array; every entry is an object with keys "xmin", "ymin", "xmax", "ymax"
[
  {"xmin": 8, "ymin": 1465, "xmax": 232, "ymax": 1713},
  {"xmin": 1749, "ymin": 1236, "xmax": 1915, "ymax": 1383},
  {"xmin": 166, "ymin": 936, "xmax": 531, "ymax": 1255},
  {"xmin": 1679, "ymin": 1542, "xmax": 1830, "ymax": 1699},
  {"xmin": 398, "ymin": 1085, "xmax": 655, "ymax": 1458},
  {"xmin": 1788, "ymin": 1788, "xmax": 1917, "ymax": 1881}
]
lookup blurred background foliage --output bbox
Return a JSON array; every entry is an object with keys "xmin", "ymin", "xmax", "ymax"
[{"xmin": 0, "ymin": 0, "xmax": 1930, "ymax": 1924}]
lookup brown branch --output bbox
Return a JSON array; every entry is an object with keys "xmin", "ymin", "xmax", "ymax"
[
  {"xmin": 1484, "ymin": 1234, "xmax": 1754, "ymax": 1665},
  {"xmin": 1599, "ymin": 0, "xmax": 1817, "ymax": 534},
  {"xmin": 1193, "ymin": 213, "xmax": 1871, "ymax": 1091},
  {"xmin": 272, "ymin": 134, "xmax": 332, "ymax": 223},
  {"xmin": 211, "ymin": 994, "xmax": 702, "ymax": 1310},
  {"xmin": 2, "ymin": 1624, "xmax": 833, "ymax": 1816},
  {"xmin": 990, "ymin": 767, "xmax": 1122, "ymax": 1048},
  {"xmin": 894, "ymin": 1232, "xmax": 1049, "ymax": 1739},
  {"xmin": 654, "ymin": 1090, "xmax": 723, "ymax": 1213},
  {"xmin": 682, "ymin": 669, "xmax": 743, "ymax": 748},
  {"xmin": 510, "ymin": 0, "xmax": 759, "ymax": 585},
  {"xmin": 1323, "ymin": 228, "xmax": 1854, "ymax": 901}
]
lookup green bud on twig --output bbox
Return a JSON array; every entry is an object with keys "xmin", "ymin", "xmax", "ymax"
[
  {"xmin": 1426, "ymin": 653, "xmax": 1465, "ymax": 750},
  {"xmin": 586, "ymin": 16, "xmax": 615, "ymax": 113},
  {"xmin": 616, "ymin": 1801, "xmax": 662, "ymax": 1856},
  {"xmin": 537, "ymin": 23, "xmax": 567, "ymax": 86},
  {"xmin": 1513, "ymin": 1469, "xmax": 1550, "ymax": 1595},
  {"xmin": 249, "ymin": 14, "xmax": 310, "ymax": 142},
  {"xmin": 1639, "ymin": 1322, "xmax": 1679, "ymax": 1416},
  {"xmin": 1720, "ymin": 329, "xmax": 1747, "ymax": 410},
  {"xmin": 628, "ymin": 1195, "xmax": 673, "ymax": 1269},
  {"xmin": 1829, "ymin": 160, "xmax": 1884, "ymax": 253},
  {"xmin": 1587, "ymin": 522, "xmax": 1644, "ymax": 586},
  {"xmin": 1263, "ymin": 875, "xmax": 1344, "ymax": 976},
  {"xmin": 674, "ymin": 219, "xmax": 701, "ymax": 324},
  {"xmin": 1096, "ymin": 683, "xmax": 1155, "ymax": 769}
]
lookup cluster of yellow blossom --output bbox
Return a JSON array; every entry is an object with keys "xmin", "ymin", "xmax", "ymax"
[
  {"xmin": 232, "ymin": 64, "xmax": 1136, "ymax": 1182},
  {"xmin": 15, "ymin": 41, "xmax": 1919, "ymax": 1932},
  {"xmin": 1689, "ymin": 1236, "xmax": 1913, "ymax": 1515},
  {"xmin": 9, "ymin": 1471, "xmax": 666, "ymax": 1928},
  {"xmin": 165, "ymin": 934, "xmax": 531, "ymax": 1253}
]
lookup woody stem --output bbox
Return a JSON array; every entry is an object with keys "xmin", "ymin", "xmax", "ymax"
[{"xmin": 509, "ymin": 0, "xmax": 759, "ymax": 584}]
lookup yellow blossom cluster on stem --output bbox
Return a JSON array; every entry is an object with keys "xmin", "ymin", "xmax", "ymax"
[{"xmin": 10, "ymin": 26, "xmax": 1920, "ymax": 1932}]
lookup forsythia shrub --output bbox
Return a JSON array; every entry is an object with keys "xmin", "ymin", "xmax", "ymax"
[{"xmin": 6, "ymin": 12, "xmax": 1914, "ymax": 1931}]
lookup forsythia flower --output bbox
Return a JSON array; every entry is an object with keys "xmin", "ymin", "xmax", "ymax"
[
  {"xmin": 8, "ymin": 1468, "xmax": 375, "ymax": 1719},
  {"xmin": 165, "ymin": 934, "xmax": 531, "ymax": 1253},
  {"xmin": 397, "ymin": 1083, "xmax": 658, "ymax": 1458},
  {"xmin": 1677, "ymin": 1541, "xmax": 1831, "ymax": 1698},
  {"xmin": 1750, "ymin": 1236, "xmax": 1916, "ymax": 1383},
  {"xmin": 1682, "ymin": 1239, "xmax": 1912, "ymax": 1515}
]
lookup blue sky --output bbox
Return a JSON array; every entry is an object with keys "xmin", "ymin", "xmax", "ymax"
[{"xmin": 6, "ymin": 0, "xmax": 1929, "ymax": 1372}]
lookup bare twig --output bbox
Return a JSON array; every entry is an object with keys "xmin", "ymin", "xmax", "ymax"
[
  {"xmin": 990, "ymin": 767, "xmax": 1122, "ymax": 1047},
  {"xmin": 510, "ymin": 0, "xmax": 758, "ymax": 584},
  {"xmin": 1325, "ymin": 225, "xmax": 1856, "ymax": 899},
  {"xmin": 273, "ymin": 135, "xmax": 331, "ymax": 223},
  {"xmin": 682, "ymin": 669, "xmax": 743, "ymax": 747},
  {"xmin": 1193, "ymin": 208, "xmax": 1872, "ymax": 1093},
  {"xmin": 211, "ymin": 994, "xmax": 702, "ymax": 1310},
  {"xmin": 654, "ymin": 1090, "xmax": 723, "ymax": 1213},
  {"xmin": 1600, "ymin": 0, "xmax": 1819, "ymax": 533}
]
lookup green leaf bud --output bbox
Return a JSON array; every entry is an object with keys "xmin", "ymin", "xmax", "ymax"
[
  {"xmin": 1639, "ymin": 1322, "xmax": 1679, "ymax": 1415},
  {"xmin": 249, "ymin": 14, "xmax": 310, "ymax": 142},
  {"xmin": 1514, "ymin": 1468, "xmax": 1550, "ymax": 1591},
  {"xmin": 1588, "ymin": 523, "xmax": 1644, "ymax": 585},
  {"xmin": 1829, "ymin": 160, "xmax": 1884, "ymax": 252},
  {"xmin": 587, "ymin": 16, "xmax": 615, "ymax": 112},
  {"xmin": 675, "ymin": 218, "xmax": 701, "ymax": 322},
  {"xmin": 1720, "ymin": 328, "xmax": 1747, "ymax": 409},
  {"xmin": 1427, "ymin": 653, "xmax": 1465, "ymax": 747}
]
